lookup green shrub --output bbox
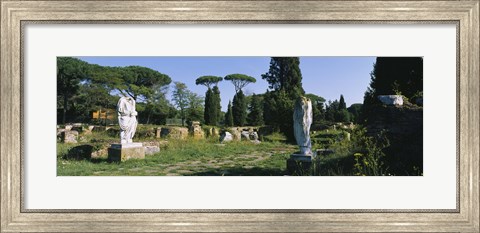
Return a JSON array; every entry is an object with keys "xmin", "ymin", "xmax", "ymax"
[{"xmin": 351, "ymin": 128, "xmax": 390, "ymax": 176}]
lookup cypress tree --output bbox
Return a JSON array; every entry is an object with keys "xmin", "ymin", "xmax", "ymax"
[
  {"xmin": 247, "ymin": 94, "xmax": 264, "ymax": 126},
  {"xmin": 204, "ymin": 88, "xmax": 213, "ymax": 125},
  {"xmin": 225, "ymin": 101, "xmax": 234, "ymax": 127},
  {"xmin": 261, "ymin": 57, "xmax": 304, "ymax": 141},
  {"xmin": 213, "ymin": 86, "xmax": 221, "ymax": 126},
  {"xmin": 361, "ymin": 57, "xmax": 423, "ymax": 124},
  {"xmin": 196, "ymin": 76, "xmax": 223, "ymax": 126},
  {"xmin": 339, "ymin": 94, "xmax": 347, "ymax": 110},
  {"xmin": 232, "ymin": 90, "xmax": 247, "ymax": 126}
]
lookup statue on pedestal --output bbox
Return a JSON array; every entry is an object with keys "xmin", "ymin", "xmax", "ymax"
[
  {"xmin": 117, "ymin": 96, "xmax": 138, "ymax": 144},
  {"xmin": 108, "ymin": 96, "xmax": 145, "ymax": 162},
  {"xmin": 293, "ymin": 96, "xmax": 313, "ymax": 155},
  {"xmin": 286, "ymin": 96, "xmax": 316, "ymax": 174}
]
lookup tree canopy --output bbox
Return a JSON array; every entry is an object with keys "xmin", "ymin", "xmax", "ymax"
[
  {"xmin": 186, "ymin": 92, "xmax": 204, "ymax": 124},
  {"xmin": 368, "ymin": 57, "xmax": 423, "ymax": 99},
  {"xmin": 305, "ymin": 93, "xmax": 326, "ymax": 105},
  {"xmin": 57, "ymin": 57, "xmax": 91, "ymax": 124},
  {"xmin": 204, "ymin": 86, "xmax": 221, "ymax": 126},
  {"xmin": 261, "ymin": 57, "xmax": 305, "ymax": 141},
  {"xmin": 225, "ymin": 101, "xmax": 234, "ymax": 127},
  {"xmin": 172, "ymin": 82, "xmax": 190, "ymax": 126},
  {"xmin": 305, "ymin": 93, "xmax": 326, "ymax": 125},
  {"xmin": 261, "ymin": 57, "xmax": 304, "ymax": 96},
  {"xmin": 224, "ymin": 74, "xmax": 256, "ymax": 93},
  {"xmin": 232, "ymin": 90, "xmax": 247, "ymax": 126},
  {"xmin": 361, "ymin": 57, "xmax": 423, "ymax": 124},
  {"xmin": 247, "ymin": 94, "xmax": 264, "ymax": 126},
  {"xmin": 93, "ymin": 65, "xmax": 172, "ymax": 102},
  {"xmin": 195, "ymin": 75, "xmax": 223, "ymax": 89},
  {"xmin": 339, "ymin": 95, "xmax": 347, "ymax": 110}
]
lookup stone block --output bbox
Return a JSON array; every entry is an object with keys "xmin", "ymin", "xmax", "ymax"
[
  {"xmin": 240, "ymin": 131, "xmax": 250, "ymax": 140},
  {"xmin": 378, "ymin": 95, "xmax": 403, "ymax": 106},
  {"xmin": 144, "ymin": 146, "xmax": 160, "ymax": 155},
  {"xmin": 190, "ymin": 122, "xmax": 204, "ymax": 139},
  {"xmin": 108, "ymin": 143, "xmax": 145, "ymax": 162},
  {"xmin": 61, "ymin": 130, "xmax": 78, "ymax": 143},
  {"xmin": 219, "ymin": 131, "xmax": 233, "ymax": 143},
  {"xmin": 160, "ymin": 127, "xmax": 188, "ymax": 140},
  {"xmin": 287, "ymin": 154, "xmax": 317, "ymax": 175}
]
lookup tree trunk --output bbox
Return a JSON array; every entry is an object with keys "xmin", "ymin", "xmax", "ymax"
[
  {"xmin": 181, "ymin": 109, "xmax": 185, "ymax": 126},
  {"xmin": 63, "ymin": 93, "xmax": 67, "ymax": 124},
  {"xmin": 146, "ymin": 111, "xmax": 151, "ymax": 124}
]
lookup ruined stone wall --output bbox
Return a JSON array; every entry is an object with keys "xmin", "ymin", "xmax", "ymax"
[
  {"xmin": 366, "ymin": 104, "xmax": 423, "ymax": 175},
  {"xmin": 366, "ymin": 104, "xmax": 423, "ymax": 140}
]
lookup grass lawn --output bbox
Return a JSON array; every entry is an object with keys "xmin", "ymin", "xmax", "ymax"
[
  {"xmin": 57, "ymin": 139, "xmax": 297, "ymax": 176},
  {"xmin": 57, "ymin": 127, "xmax": 372, "ymax": 176}
]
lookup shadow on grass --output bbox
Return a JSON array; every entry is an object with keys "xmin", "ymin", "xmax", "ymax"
[
  {"xmin": 317, "ymin": 154, "xmax": 355, "ymax": 176},
  {"xmin": 62, "ymin": 144, "xmax": 114, "ymax": 164},
  {"xmin": 188, "ymin": 166, "xmax": 287, "ymax": 176}
]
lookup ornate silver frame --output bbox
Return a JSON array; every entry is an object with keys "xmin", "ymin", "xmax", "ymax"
[{"xmin": 1, "ymin": 1, "xmax": 479, "ymax": 232}]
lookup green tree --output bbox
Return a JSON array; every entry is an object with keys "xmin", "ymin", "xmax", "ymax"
[
  {"xmin": 172, "ymin": 82, "xmax": 190, "ymax": 126},
  {"xmin": 261, "ymin": 57, "xmax": 305, "ymax": 141},
  {"xmin": 195, "ymin": 75, "xmax": 223, "ymax": 89},
  {"xmin": 232, "ymin": 90, "xmax": 247, "ymax": 126},
  {"xmin": 305, "ymin": 93, "xmax": 326, "ymax": 125},
  {"xmin": 212, "ymin": 86, "xmax": 222, "ymax": 125},
  {"xmin": 263, "ymin": 90, "xmax": 296, "ymax": 137},
  {"xmin": 141, "ymin": 84, "xmax": 174, "ymax": 125},
  {"xmin": 317, "ymin": 102, "xmax": 326, "ymax": 123},
  {"xmin": 361, "ymin": 57, "xmax": 423, "ymax": 123},
  {"xmin": 348, "ymin": 103, "xmax": 363, "ymax": 123},
  {"xmin": 70, "ymin": 81, "xmax": 117, "ymax": 124},
  {"xmin": 261, "ymin": 57, "xmax": 304, "ymax": 96},
  {"xmin": 325, "ymin": 100, "xmax": 340, "ymax": 122},
  {"xmin": 335, "ymin": 94, "xmax": 349, "ymax": 122},
  {"xmin": 186, "ymin": 92, "xmax": 204, "ymax": 124},
  {"xmin": 225, "ymin": 101, "xmax": 234, "ymax": 127},
  {"xmin": 247, "ymin": 94, "xmax": 264, "ymax": 126},
  {"xmin": 196, "ymin": 76, "xmax": 222, "ymax": 126},
  {"xmin": 57, "ymin": 57, "xmax": 90, "ymax": 124},
  {"xmin": 335, "ymin": 109, "xmax": 350, "ymax": 123},
  {"xmin": 339, "ymin": 94, "xmax": 347, "ymax": 110},
  {"xmin": 368, "ymin": 57, "xmax": 423, "ymax": 98},
  {"xmin": 224, "ymin": 74, "xmax": 256, "ymax": 93},
  {"xmin": 96, "ymin": 65, "xmax": 171, "ymax": 102},
  {"xmin": 204, "ymin": 88, "xmax": 213, "ymax": 124}
]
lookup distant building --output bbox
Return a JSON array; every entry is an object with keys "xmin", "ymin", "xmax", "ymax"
[{"xmin": 92, "ymin": 109, "xmax": 116, "ymax": 124}]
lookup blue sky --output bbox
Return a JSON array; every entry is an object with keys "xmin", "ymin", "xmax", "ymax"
[{"xmin": 76, "ymin": 57, "xmax": 376, "ymax": 111}]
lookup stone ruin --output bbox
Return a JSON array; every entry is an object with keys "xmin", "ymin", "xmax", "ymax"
[
  {"xmin": 189, "ymin": 121, "xmax": 205, "ymax": 139},
  {"xmin": 378, "ymin": 95, "xmax": 403, "ymax": 106},
  {"xmin": 219, "ymin": 127, "xmax": 260, "ymax": 144}
]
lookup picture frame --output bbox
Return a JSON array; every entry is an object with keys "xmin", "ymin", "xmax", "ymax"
[{"xmin": 1, "ymin": 0, "xmax": 478, "ymax": 232}]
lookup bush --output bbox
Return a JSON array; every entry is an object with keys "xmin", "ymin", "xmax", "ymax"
[{"xmin": 350, "ymin": 128, "xmax": 390, "ymax": 176}]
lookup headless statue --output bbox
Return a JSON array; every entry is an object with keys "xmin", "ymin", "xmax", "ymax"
[
  {"xmin": 117, "ymin": 96, "xmax": 138, "ymax": 144},
  {"xmin": 293, "ymin": 96, "xmax": 313, "ymax": 155}
]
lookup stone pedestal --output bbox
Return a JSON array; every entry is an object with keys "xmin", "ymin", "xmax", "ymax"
[
  {"xmin": 287, "ymin": 154, "xmax": 317, "ymax": 175},
  {"xmin": 61, "ymin": 130, "xmax": 78, "ymax": 143},
  {"xmin": 108, "ymin": 143, "xmax": 145, "ymax": 162}
]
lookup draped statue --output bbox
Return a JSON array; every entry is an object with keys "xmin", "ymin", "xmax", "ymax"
[
  {"xmin": 117, "ymin": 96, "xmax": 138, "ymax": 144},
  {"xmin": 293, "ymin": 96, "xmax": 313, "ymax": 155}
]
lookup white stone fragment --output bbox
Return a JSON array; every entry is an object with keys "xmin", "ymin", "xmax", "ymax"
[{"xmin": 378, "ymin": 95, "xmax": 403, "ymax": 106}]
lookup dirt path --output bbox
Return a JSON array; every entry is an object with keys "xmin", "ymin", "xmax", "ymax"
[{"xmin": 162, "ymin": 151, "xmax": 273, "ymax": 176}]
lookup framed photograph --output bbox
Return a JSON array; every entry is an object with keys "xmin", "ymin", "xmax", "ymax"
[{"xmin": 1, "ymin": 0, "xmax": 478, "ymax": 232}]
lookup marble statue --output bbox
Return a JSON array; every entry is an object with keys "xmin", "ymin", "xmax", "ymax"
[
  {"xmin": 293, "ymin": 96, "xmax": 313, "ymax": 155},
  {"xmin": 117, "ymin": 96, "xmax": 138, "ymax": 144}
]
